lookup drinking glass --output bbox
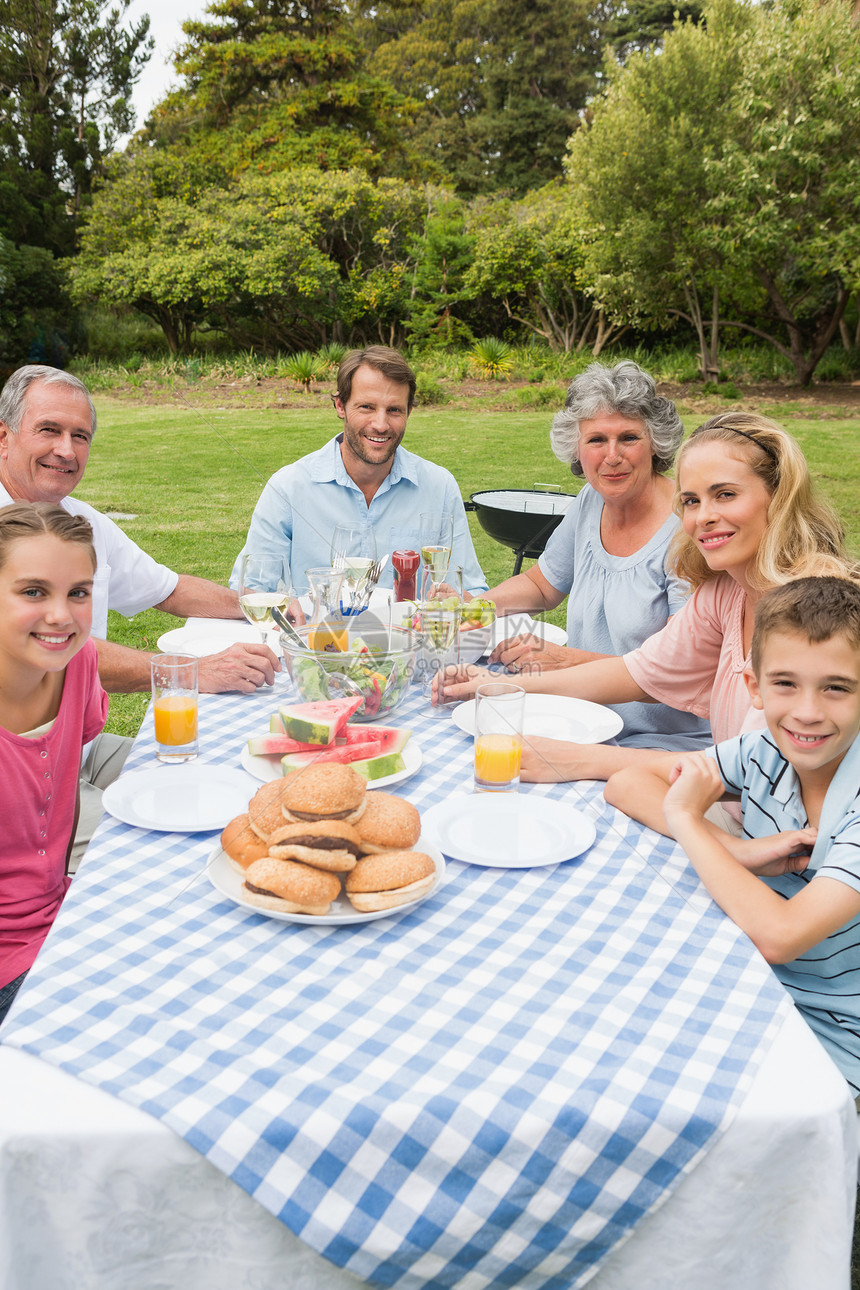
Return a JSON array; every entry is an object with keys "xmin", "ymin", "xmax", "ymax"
[
  {"xmin": 238, "ymin": 553, "xmax": 292, "ymax": 644},
  {"xmin": 417, "ymin": 603, "xmax": 461, "ymax": 719},
  {"xmin": 151, "ymin": 654, "xmax": 198, "ymax": 763},
  {"xmin": 474, "ymin": 683, "xmax": 525, "ymax": 792},
  {"xmin": 330, "ymin": 524, "xmax": 377, "ymax": 614},
  {"xmin": 389, "ymin": 524, "xmax": 421, "ymax": 603},
  {"xmin": 420, "ymin": 511, "xmax": 454, "ymax": 601}
]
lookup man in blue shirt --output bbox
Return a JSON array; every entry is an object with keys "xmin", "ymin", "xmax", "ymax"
[{"xmin": 232, "ymin": 347, "xmax": 487, "ymax": 599}]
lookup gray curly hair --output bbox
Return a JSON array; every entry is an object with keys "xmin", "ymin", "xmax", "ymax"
[{"xmin": 550, "ymin": 361, "xmax": 683, "ymax": 477}]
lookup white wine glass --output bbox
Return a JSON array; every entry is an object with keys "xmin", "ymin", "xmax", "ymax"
[
  {"xmin": 417, "ymin": 602, "xmax": 461, "ymax": 718},
  {"xmin": 420, "ymin": 511, "xmax": 454, "ymax": 602},
  {"xmin": 238, "ymin": 553, "xmax": 292, "ymax": 644},
  {"xmin": 330, "ymin": 524, "xmax": 377, "ymax": 615}
]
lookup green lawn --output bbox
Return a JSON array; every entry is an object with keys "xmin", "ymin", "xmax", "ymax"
[{"xmin": 78, "ymin": 397, "xmax": 860, "ymax": 737}]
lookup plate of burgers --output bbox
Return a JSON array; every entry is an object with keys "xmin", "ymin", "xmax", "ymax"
[{"xmin": 207, "ymin": 762, "xmax": 445, "ymax": 925}]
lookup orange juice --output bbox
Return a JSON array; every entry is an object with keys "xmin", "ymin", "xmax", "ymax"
[
  {"xmin": 307, "ymin": 620, "xmax": 349, "ymax": 652},
  {"xmin": 474, "ymin": 733, "xmax": 522, "ymax": 788},
  {"xmin": 154, "ymin": 694, "xmax": 198, "ymax": 746}
]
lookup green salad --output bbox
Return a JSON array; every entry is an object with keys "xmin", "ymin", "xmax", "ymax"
[{"xmin": 293, "ymin": 637, "xmax": 412, "ymax": 718}]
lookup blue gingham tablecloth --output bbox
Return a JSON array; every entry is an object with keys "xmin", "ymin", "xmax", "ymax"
[{"xmin": 0, "ymin": 684, "xmax": 791, "ymax": 1290}]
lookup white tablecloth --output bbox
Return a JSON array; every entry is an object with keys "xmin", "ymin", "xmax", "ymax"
[
  {"xmin": 0, "ymin": 680, "xmax": 856, "ymax": 1290},
  {"xmin": 0, "ymin": 1010, "xmax": 853, "ymax": 1290}
]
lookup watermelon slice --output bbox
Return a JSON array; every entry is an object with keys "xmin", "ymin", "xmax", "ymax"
[
  {"xmin": 280, "ymin": 727, "xmax": 411, "ymax": 777},
  {"xmin": 249, "ymin": 722, "xmax": 410, "ymax": 759},
  {"xmin": 277, "ymin": 696, "xmax": 362, "ymax": 746}
]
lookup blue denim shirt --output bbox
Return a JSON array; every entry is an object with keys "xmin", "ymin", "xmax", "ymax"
[{"xmin": 231, "ymin": 436, "xmax": 487, "ymax": 596}]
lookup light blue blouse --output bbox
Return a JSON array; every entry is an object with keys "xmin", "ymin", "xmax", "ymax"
[{"xmin": 538, "ymin": 484, "xmax": 711, "ymax": 749}]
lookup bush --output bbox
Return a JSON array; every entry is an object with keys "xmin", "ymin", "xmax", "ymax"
[
  {"xmin": 515, "ymin": 385, "xmax": 562, "ymax": 409},
  {"xmin": 469, "ymin": 337, "xmax": 513, "ymax": 380},
  {"xmin": 414, "ymin": 371, "xmax": 449, "ymax": 405},
  {"xmin": 317, "ymin": 341, "xmax": 347, "ymax": 371},
  {"xmin": 283, "ymin": 351, "xmax": 322, "ymax": 390}
]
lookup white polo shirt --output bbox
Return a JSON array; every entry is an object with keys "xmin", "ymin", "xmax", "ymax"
[
  {"xmin": 708, "ymin": 729, "xmax": 860, "ymax": 1091},
  {"xmin": 0, "ymin": 483, "xmax": 179, "ymax": 638}
]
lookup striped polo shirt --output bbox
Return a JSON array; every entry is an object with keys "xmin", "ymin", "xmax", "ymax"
[{"xmin": 708, "ymin": 730, "xmax": 860, "ymax": 1092}]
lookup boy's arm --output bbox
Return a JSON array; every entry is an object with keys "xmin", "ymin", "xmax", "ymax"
[
  {"xmin": 605, "ymin": 754, "xmax": 816, "ymax": 867},
  {"xmin": 664, "ymin": 755, "xmax": 860, "ymax": 964}
]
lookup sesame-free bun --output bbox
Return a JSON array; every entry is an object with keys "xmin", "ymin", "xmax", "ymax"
[
  {"xmin": 345, "ymin": 850, "xmax": 436, "ymax": 912},
  {"xmin": 248, "ymin": 779, "xmax": 293, "ymax": 841},
  {"xmin": 282, "ymin": 763, "xmax": 367, "ymax": 824},
  {"xmin": 356, "ymin": 793, "xmax": 421, "ymax": 854},
  {"xmin": 220, "ymin": 813, "xmax": 270, "ymax": 873},
  {"xmin": 267, "ymin": 820, "xmax": 362, "ymax": 872},
  {"xmin": 242, "ymin": 858, "xmax": 342, "ymax": 915}
]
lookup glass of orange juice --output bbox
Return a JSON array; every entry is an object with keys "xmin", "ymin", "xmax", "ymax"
[
  {"xmin": 474, "ymin": 682, "xmax": 525, "ymax": 793},
  {"xmin": 151, "ymin": 654, "xmax": 199, "ymax": 762}
]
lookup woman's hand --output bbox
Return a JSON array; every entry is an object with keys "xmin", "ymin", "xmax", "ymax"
[{"xmin": 489, "ymin": 634, "xmax": 587, "ymax": 671}]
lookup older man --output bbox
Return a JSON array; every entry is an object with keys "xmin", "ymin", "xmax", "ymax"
[
  {"xmin": 0, "ymin": 365, "xmax": 279, "ymax": 861},
  {"xmin": 233, "ymin": 346, "xmax": 486, "ymax": 598}
]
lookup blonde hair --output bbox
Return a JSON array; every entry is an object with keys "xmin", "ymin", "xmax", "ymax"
[{"xmin": 670, "ymin": 413, "xmax": 851, "ymax": 592}]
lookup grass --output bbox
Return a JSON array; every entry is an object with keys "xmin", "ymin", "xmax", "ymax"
[{"xmin": 79, "ymin": 395, "xmax": 860, "ymax": 738}]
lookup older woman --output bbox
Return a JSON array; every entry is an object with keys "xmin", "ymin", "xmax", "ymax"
[{"xmin": 480, "ymin": 360, "xmax": 710, "ymax": 751}]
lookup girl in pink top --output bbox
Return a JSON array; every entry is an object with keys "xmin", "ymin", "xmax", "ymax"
[
  {"xmin": 0, "ymin": 502, "xmax": 108, "ymax": 1024},
  {"xmin": 443, "ymin": 414, "xmax": 852, "ymax": 823}
]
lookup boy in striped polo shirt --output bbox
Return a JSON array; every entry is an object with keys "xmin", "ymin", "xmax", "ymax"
[{"xmin": 649, "ymin": 577, "xmax": 860, "ymax": 1091}]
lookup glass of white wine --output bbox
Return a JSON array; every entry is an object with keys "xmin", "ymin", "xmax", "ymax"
[
  {"xmin": 419, "ymin": 511, "xmax": 454, "ymax": 602},
  {"xmin": 330, "ymin": 524, "xmax": 377, "ymax": 615},
  {"xmin": 417, "ymin": 602, "xmax": 462, "ymax": 718},
  {"xmin": 238, "ymin": 553, "xmax": 292, "ymax": 644}
]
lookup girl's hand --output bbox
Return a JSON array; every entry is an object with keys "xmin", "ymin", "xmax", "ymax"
[
  {"xmin": 432, "ymin": 663, "xmax": 492, "ymax": 702},
  {"xmin": 664, "ymin": 753, "xmax": 726, "ymax": 820},
  {"xmin": 520, "ymin": 737, "xmax": 593, "ymax": 783},
  {"xmin": 730, "ymin": 829, "xmax": 817, "ymax": 877}
]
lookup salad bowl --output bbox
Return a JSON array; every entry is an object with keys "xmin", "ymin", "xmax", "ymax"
[{"xmin": 279, "ymin": 622, "xmax": 421, "ymax": 721}]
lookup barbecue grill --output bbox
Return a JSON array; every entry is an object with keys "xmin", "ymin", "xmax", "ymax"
[{"xmin": 466, "ymin": 486, "xmax": 576, "ymax": 576}]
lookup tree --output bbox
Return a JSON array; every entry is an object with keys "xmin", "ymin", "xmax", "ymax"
[
  {"xmin": 69, "ymin": 158, "xmax": 425, "ymax": 352},
  {"xmin": 0, "ymin": 0, "xmax": 152, "ymax": 254},
  {"xmin": 463, "ymin": 183, "xmax": 626, "ymax": 353},
  {"xmin": 707, "ymin": 0, "xmax": 860, "ymax": 385},
  {"xmin": 145, "ymin": 0, "xmax": 424, "ymax": 181},
  {"xmin": 566, "ymin": 0, "xmax": 754, "ymax": 378},
  {"xmin": 354, "ymin": 0, "xmax": 605, "ymax": 195}
]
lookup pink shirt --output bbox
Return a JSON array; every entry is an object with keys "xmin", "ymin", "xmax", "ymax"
[
  {"xmin": 623, "ymin": 575, "xmax": 767, "ymax": 747},
  {"xmin": 0, "ymin": 640, "xmax": 108, "ymax": 988}
]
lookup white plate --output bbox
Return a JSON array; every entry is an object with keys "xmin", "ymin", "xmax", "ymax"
[
  {"xmin": 157, "ymin": 623, "xmax": 273, "ymax": 657},
  {"xmin": 102, "ymin": 763, "xmax": 256, "ymax": 832},
  {"xmin": 451, "ymin": 694, "xmax": 623, "ymax": 744},
  {"xmin": 206, "ymin": 836, "xmax": 445, "ymax": 925},
  {"xmin": 421, "ymin": 794, "xmax": 595, "ymax": 868},
  {"xmin": 239, "ymin": 738, "xmax": 423, "ymax": 788}
]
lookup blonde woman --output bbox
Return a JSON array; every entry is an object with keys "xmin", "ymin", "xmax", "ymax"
[{"xmin": 443, "ymin": 413, "xmax": 854, "ymax": 817}]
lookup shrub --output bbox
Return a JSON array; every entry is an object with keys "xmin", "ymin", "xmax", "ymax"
[
  {"xmin": 284, "ymin": 351, "xmax": 322, "ymax": 391},
  {"xmin": 414, "ymin": 371, "xmax": 449, "ymax": 405},
  {"xmin": 317, "ymin": 341, "xmax": 347, "ymax": 371},
  {"xmin": 469, "ymin": 337, "xmax": 513, "ymax": 380}
]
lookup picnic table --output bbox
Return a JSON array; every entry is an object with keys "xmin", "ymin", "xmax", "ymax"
[{"xmin": 0, "ymin": 677, "xmax": 855, "ymax": 1290}]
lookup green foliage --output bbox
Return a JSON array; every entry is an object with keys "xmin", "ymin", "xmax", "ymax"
[
  {"xmin": 355, "ymin": 0, "xmax": 603, "ymax": 195},
  {"xmin": 316, "ymin": 341, "xmax": 347, "ymax": 370},
  {"xmin": 283, "ymin": 351, "xmax": 323, "ymax": 390},
  {"xmin": 0, "ymin": 0, "xmax": 152, "ymax": 255},
  {"xmin": 413, "ymin": 371, "xmax": 450, "ymax": 404},
  {"xmin": 70, "ymin": 161, "xmax": 425, "ymax": 353},
  {"xmin": 706, "ymin": 0, "xmax": 860, "ymax": 384},
  {"xmin": 0, "ymin": 236, "xmax": 76, "ymax": 368},
  {"xmin": 146, "ymin": 0, "xmax": 425, "ymax": 182},
  {"xmin": 469, "ymin": 337, "xmax": 513, "ymax": 379}
]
